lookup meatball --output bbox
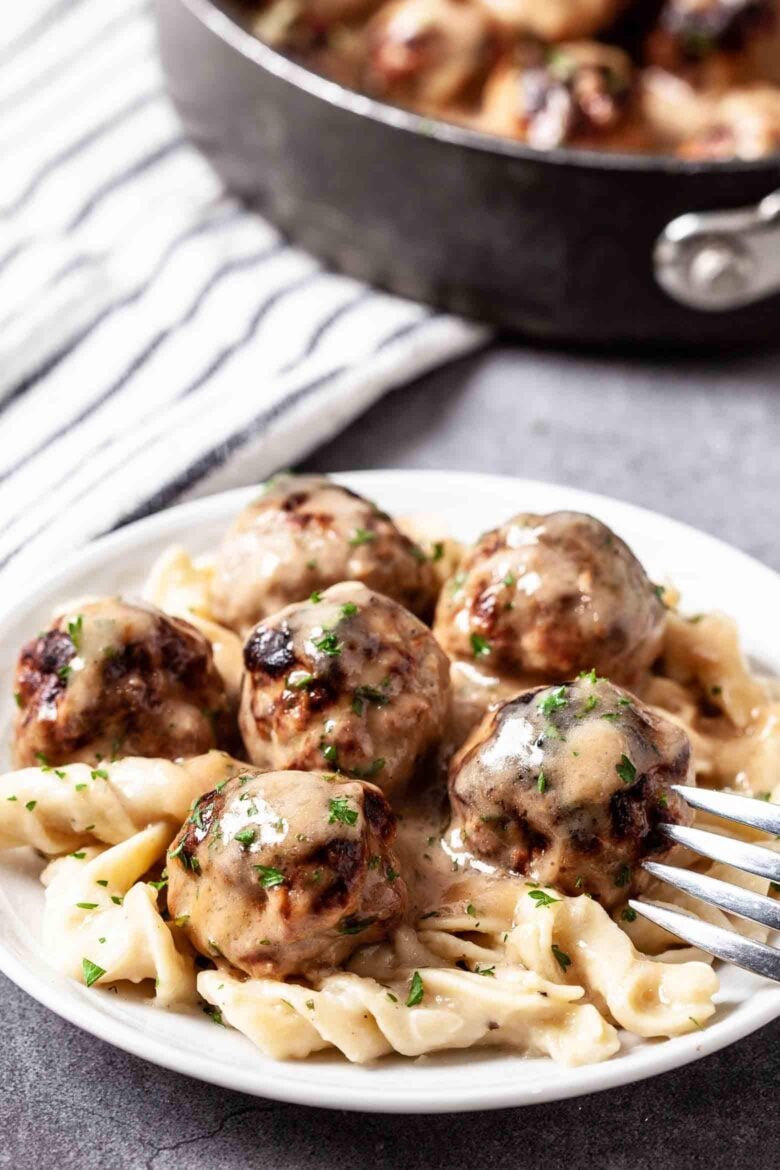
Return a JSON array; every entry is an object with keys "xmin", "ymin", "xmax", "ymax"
[
  {"xmin": 434, "ymin": 511, "xmax": 665, "ymax": 687},
  {"xmin": 13, "ymin": 598, "xmax": 231, "ymax": 767},
  {"xmin": 362, "ymin": 0, "xmax": 498, "ymax": 109},
  {"xmin": 479, "ymin": 41, "xmax": 645, "ymax": 149},
  {"xmin": 166, "ymin": 768, "xmax": 407, "ymax": 979},
  {"xmin": 448, "ymin": 676, "xmax": 694, "ymax": 907},
  {"xmin": 647, "ymin": 0, "xmax": 775, "ymax": 72},
  {"xmin": 240, "ymin": 582, "xmax": 450, "ymax": 797},
  {"xmin": 475, "ymin": 0, "xmax": 625, "ymax": 40},
  {"xmin": 210, "ymin": 474, "xmax": 438, "ymax": 633},
  {"xmin": 677, "ymin": 82, "xmax": 780, "ymax": 157}
]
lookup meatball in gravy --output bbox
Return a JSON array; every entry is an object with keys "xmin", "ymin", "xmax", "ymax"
[
  {"xmin": 167, "ymin": 768, "xmax": 407, "ymax": 979},
  {"xmin": 435, "ymin": 511, "xmax": 665, "ymax": 688},
  {"xmin": 13, "ymin": 598, "xmax": 230, "ymax": 767},
  {"xmin": 210, "ymin": 474, "xmax": 438, "ymax": 633},
  {"xmin": 448, "ymin": 675, "xmax": 694, "ymax": 908},
  {"xmin": 240, "ymin": 582, "xmax": 450, "ymax": 797}
]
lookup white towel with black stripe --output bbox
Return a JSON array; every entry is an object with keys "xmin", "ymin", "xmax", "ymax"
[{"xmin": 0, "ymin": 0, "xmax": 487, "ymax": 589}]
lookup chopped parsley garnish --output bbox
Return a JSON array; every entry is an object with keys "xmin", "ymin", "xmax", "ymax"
[
  {"xmin": 601, "ymin": 712, "xmax": 620, "ymax": 722},
  {"xmin": 386, "ymin": 867, "xmax": 399, "ymax": 882},
  {"xmin": 338, "ymin": 915, "xmax": 376, "ymax": 935},
  {"xmin": 616, "ymin": 754, "xmax": 636, "ymax": 785},
  {"xmin": 470, "ymin": 634, "xmax": 491, "ymax": 659},
  {"xmin": 583, "ymin": 695, "xmax": 599, "ymax": 713},
  {"xmin": 96, "ymin": 880, "xmax": 108, "ymax": 887},
  {"xmin": 340, "ymin": 602, "xmax": 358, "ymax": 618},
  {"xmin": 352, "ymin": 684, "xmax": 389, "ymax": 713},
  {"xmin": 409, "ymin": 544, "xmax": 427, "ymax": 562},
  {"xmin": 203, "ymin": 1005, "xmax": 224, "ymax": 1026},
  {"xmin": 658, "ymin": 793, "xmax": 669, "ymax": 809},
  {"xmin": 70, "ymin": 851, "xmax": 86, "ymax": 859},
  {"xmin": 711, "ymin": 685, "xmax": 722, "ymax": 696},
  {"xmin": 312, "ymin": 630, "xmax": 342, "ymax": 656},
  {"xmin": 82, "ymin": 958, "xmax": 106, "ymax": 987},
  {"xmin": 148, "ymin": 876, "xmax": 168, "ymax": 890},
  {"xmin": 25, "ymin": 800, "xmax": 37, "ymax": 811},
  {"xmin": 57, "ymin": 665, "xmax": 72, "ymax": 682},
  {"xmin": 368, "ymin": 855, "xmax": 380, "ymax": 869},
  {"xmin": 310, "ymin": 591, "xmax": 323, "ymax": 603},
  {"xmin": 111, "ymin": 895, "xmax": 123, "ymax": 906},
  {"xmin": 349, "ymin": 527, "xmax": 376, "ymax": 546},
  {"xmin": 621, "ymin": 907, "xmax": 637, "ymax": 922},
  {"xmin": 539, "ymin": 686, "xmax": 567, "ymax": 716},
  {"xmin": 614, "ymin": 865, "xmax": 631, "ymax": 888},
  {"xmin": 67, "ymin": 615, "xmax": 84, "ymax": 649},
  {"xmin": 6, "ymin": 795, "xmax": 17, "ymax": 802},
  {"xmin": 168, "ymin": 839, "xmax": 200, "ymax": 872},
  {"xmin": 431, "ymin": 542, "xmax": 444, "ymax": 562},
  {"xmin": 386, "ymin": 992, "xmax": 398, "ymax": 1003},
  {"xmin": 54, "ymin": 769, "xmax": 66, "ymax": 779},
  {"xmin": 91, "ymin": 768, "xmax": 109, "ymax": 781},
  {"xmin": 537, "ymin": 772, "xmax": 547, "ymax": 794},
  {"xmin": 328, "ymin": 797, "xmax": 358, "ymax": 826},
  {"xmin": 406, "ymin": 970, "xmax": 424, "ymax": 1007},
  {"xmin": 287, "ymin": 671, "xmax": 315, "ymax": 690},
  {"xmin": 466, "ymin": 903, "xmax": 477, "ymax": 918},
  {"xmin": 689, "ymin": 1016, "xmax": 703, "ymax": 1030},
  {"xmin": 34, "ymin": 752, "xmax": 50, "ymax": 769},
  {"xmin": 551, "ymin": 944, "xmax": 572, "ymax": 972},
  {"xmin": 618, "ymin": 697, "xmax": 632, "ymax": 707},
  {"xmin": 528, "ymin": 889, "xmax": 560, "ymax": 909},
  {"xmin": 476, "ymin": 966, "xmax": 496, "ymax": 977},
  {"xmin": 13, "ymin": 691, "xmax": 22, "ymax": 708},
  {"xmin": 321, "ymin": 742, "xmax": 338, "ymax": 765},
  {"xmin": 306, "ymin": 559, "xmax": 317, "ymax": 570},
  {"xmin": 502, "ymin": 571, "xmax": 516, "ymax": 587},
  {"xmin": 173, "ymin": 915, "xmax": 190, "ymax": 928},
  {"xmin": 578, "ymin": 668, "xmax": 598, "ymax": 684},
  {"xmin": 348, "ymin": 758, "xmax": 385, "ymax": 780},
  {"xmin": 76, "ymin": 902, "xmax": 98, "ymax": 910},
  {"xmin": 574, "ymin": 875, "xmax": 584, "ymax": 889},
  {"xmin": 234, "ymin": 827, "xmax": 256, "ymax": 847},
  {"xmin": 255, "ymin": 866, "xmax": 285, "ymax": 888}
]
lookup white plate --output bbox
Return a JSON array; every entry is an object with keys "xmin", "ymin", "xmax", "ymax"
[{"xmin": 0, "ymin": 470, "xmax": 778, "ymax": 1114}]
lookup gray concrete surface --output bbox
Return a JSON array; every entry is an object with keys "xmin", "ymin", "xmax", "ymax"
[{"xmin": 2, "ymin": 341, "xmax": 778, "ymax": 1168}]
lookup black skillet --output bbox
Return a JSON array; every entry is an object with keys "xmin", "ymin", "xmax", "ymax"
[{"xmin": 154, "ymin": 0, "xmax": 780, "ymax": 344}]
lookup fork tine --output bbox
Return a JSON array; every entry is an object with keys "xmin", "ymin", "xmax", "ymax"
[
  {"xmin": 672, "ymin": 784, "xmax": 780, "ymax": 836},
  {"xmin": 629, "ymin": 899, "xmax": 780, "ymax": 982},
  {"xmin": 660, "ymin": 824, "xmax": 780, "ymax": 883},
  {"xmin": 643, "ymin": 860, "xmax": 780, "ymax": 932}
]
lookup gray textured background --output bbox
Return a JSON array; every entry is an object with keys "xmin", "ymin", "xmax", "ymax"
[{"xmin": 2, "ymin": 342, "xmax": 778, "ymax": 1168}]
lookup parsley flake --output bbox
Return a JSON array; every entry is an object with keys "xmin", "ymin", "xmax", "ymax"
[
  {"xmin": 528, "ymin": 889, "xmax": 560, "ymax": 909},
  {"xmin": 616, "ymin": 754, "xmax": 636, "ymax": 785},
  {"xmin": 82, "ymin": 958, "xmax": 106, "ymax": 988},
  {"xmin": 470, "ymin": 634, "xmax": 491, "ymax": 659},
  {"xmin": 406, "ymin": 970, "xmax": 424, "ymax": 1007},
  {"xmin": 539, "ymin": 686, "xmax": 567, "ymax": 716},
  {"xmin": 551, "ymin": 944, "xmax": 572, "ymax": 972},
  {"xmin": 349, "ymin": 527, "xmax": 376, "ymax": 546},
  {"xmin": 328, "ymin": 797, "xmax": 358, "ymax": 826},
  {"xmin": 255, "ymin": 866, "xmax": 285, "ymax": 888}
]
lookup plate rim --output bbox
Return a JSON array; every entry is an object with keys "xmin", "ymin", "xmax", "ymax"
[{"xmin": 1, "ymin": 468, "xmax": 779, "ymax": 1113}]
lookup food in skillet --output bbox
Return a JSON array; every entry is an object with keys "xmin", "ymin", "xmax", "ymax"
[
  {"xmin": 1, "ymin": 473, "xmax": 777, "ymax": 1068},
  {"xmin": 240, "ymin": 581, "xmax": 450, "ymax": 796},
  {"xmin": 447, "ymin": 674, "xmax": 693, "ymax": 908},
  {"xmin": 166, "ymin": 768, "xmax": 407, "ymax": 978},
  {"xmin": 210, "ymin": 473, "xmax": 437, "ymax": 632},
  {"xmin": 236, "ymin": 0, "xmax": 780, "ymax": 156},
  {"xmin": 13, "ymin": 598, "xmax": 231, "ymax": 767}
]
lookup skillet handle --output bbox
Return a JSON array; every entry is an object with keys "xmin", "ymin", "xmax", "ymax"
[{"xmin": 653, "ymin": 188, "xmax": 780, "ymax": 311}]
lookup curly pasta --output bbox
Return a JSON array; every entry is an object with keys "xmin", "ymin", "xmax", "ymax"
[
  {"xmin": 198, "ymin": 958, "xmax": 619, "ymax": 1065},
  {"xmin": 41, "ymin": 823, "xmax": 196, "ymax": 1007},
  {"xmin": 143, "ymin": 546, "xmax": 243, "ymax": 703},
  {"xmin": 0, "ymin": 751, "xmax": 240, "ymax": 854}
]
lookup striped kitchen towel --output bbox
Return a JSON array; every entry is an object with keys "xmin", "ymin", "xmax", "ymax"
[{"xmin": 0, "ymin": 0, "xmax": 487, "ymax": 589}]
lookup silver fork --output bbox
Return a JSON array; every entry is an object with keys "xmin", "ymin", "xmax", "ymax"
[{"xmin": 629, "ymin": 785, "xmax": 780, "ymax": 982}]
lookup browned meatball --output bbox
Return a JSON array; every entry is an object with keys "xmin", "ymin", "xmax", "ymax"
[
  {"xmin": 434, "ymin": 511, "xmax": 665, "ymax": 688},
  {"xmin": 677, "ymin": 83, "xmax": 780, "ymax": 156},
  {"xmin": 210, "ymin": 475, "xmax": 438, "ymax": 633},
  {"xmin": 647, "ymin": 0, "xmax": 775, "ymax": 71},
  {"xmin": 240, "ymin": 582, "xmax": 450, "ymax": 797},
  {"xmin": 362, "ymin": 0, "xmax": 498, "ymax": 109},
  {"xmin": 166, "ymin": 768, "xmax": 407, "ymax": 979},
  {"xmin": 476, "ymin": 0, "xmax": 626, "ymax": 40},
  {"xmin": 448, "ymin": 675, "xmax": 694, "ymax": 908},
  {"xmin": 13, "ymin": 598, "xmax": 231, "ymax": 767},
  {"xmin": 479, "ymin": 41, "xmax": 648, "ymax": 149}
]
